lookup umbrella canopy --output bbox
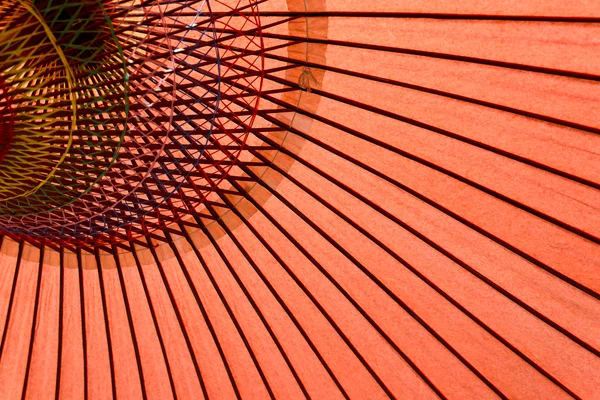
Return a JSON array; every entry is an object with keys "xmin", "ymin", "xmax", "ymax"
[{"xmin": 0, "ymin": 0, "xmax": 599, "ymax": 398}]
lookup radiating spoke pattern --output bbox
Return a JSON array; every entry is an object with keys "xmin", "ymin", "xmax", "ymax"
[{"xmin": 0, "ymin": 0, "xmax": 599, "ymax": 399}]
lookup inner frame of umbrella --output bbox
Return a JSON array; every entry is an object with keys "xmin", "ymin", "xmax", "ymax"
[{"xmin": 0, "ymin": 0, "xmax": 261, "ymax": 251}]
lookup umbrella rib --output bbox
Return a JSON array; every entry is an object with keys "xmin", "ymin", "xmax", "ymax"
[
  {"xmin": 188, "ymin": 210, "xmax": 312, "ymax": 400},
  {"xmin": 111, "ymin": 245, "xmax": 149, "ymax": 400},
  {"xmin": 216, "ymin": 47, "xmax": 600, "ymax": 237},
  {"xmin": 204, "ymin": 46, "xmax": 599, "ymax": 310},
  {"xmin": 215, "ymin": 42, "xmax": 600, "ymax": 193},
  {"xmin": 129, "ymin": 244, "xmax": 179, "ymax": 400},
  {"xmin": 257, "ymin": 110, "xmax": 600, "ymax": 304},
  {"xmin": 264, "ymin": 84, "xmax": 600, "ymax": 196},
  {"xmin": 76, "ymin": 249, "xmax": 89, "ymax": 400},
  {"xmin": 224, "ymin": 135, "xmax": 581, "ymax": 398},
  {"xmin": 247, "ymin": 128, "xmax": 600, "ymax": 360},
  {"xmin": 263, "ymin": 53, "xmax": 600, "ymax": 140},
  {"xmin": 258, "ymin": 33, "xmax": 600, "ymax": 82},
  {"xmin": 20, "ymin": 246, "xmax": 45, "ymax": 400},
  {"xmin": 256, "ymin": 86, "xmax": 600, "ymax": 247},
  {"xmin": 176, "ymin": 214, "xmax": 351, "ymax": 399},
  {"xmin": 203, "ymin": 75, "xmax": 599, "ymax": 394},
  {"xmin": 163, "ymin": 229, "xmax": 244, "ymax": 400},
  {"xmin": 0, "ymin": 242, "xmax": 25, "ymax": 377},
  {"xmin": 259, "ymin": 71, "xmax": 600, "ymax": 191},
  {"xmin": 142, "ymin": 237, "xmax": 211, "ymax": 400},
  {"xmin": 227, "ymin": 165, "xmax": 448, "ymax": 399},
  {"xmin": 210, "ymin": 173, "xmax": 463, "ymax": 398},
  {"xmin": 177, "ymin": 222, "xmax": 278, "ymax": 400},
  {"xmin": 93, "ymin": 249, "xmax": 118, "ymax": 400},
  {"xmin": 230, "ymin": 11, "xmax": 600, "ymax": 23},
  {"xmin": 196, "ymin": 134, "xmax": 427, "ymax": 398},
  {"xmin": 54, "ymin": 248, "xmax": 65, "ymax": 400},
  {"xmin": 200, "ymin": 134, "xmax": 446, "ymax": 399}
]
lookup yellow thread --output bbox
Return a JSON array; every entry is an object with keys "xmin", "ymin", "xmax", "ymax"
[{"xmin": 0, "ymin": 0, "xmax": 76, "ymax": 200}]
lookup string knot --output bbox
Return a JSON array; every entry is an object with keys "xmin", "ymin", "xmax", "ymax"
[{"xmin": 298, "ymin": 67, "xmax": 320, "ymax": 93}]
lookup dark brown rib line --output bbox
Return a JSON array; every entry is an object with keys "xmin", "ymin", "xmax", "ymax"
[
  {"xmin": 235, "ymin": 11, "xmax": 600, "ymax": 23},
  {"xmin": 143, "ymin": 239, "xmax": 210, "ymax": 400},
  {"xmin": 163, "ymin": 230, "xmax": 243, "ymax": 400},
  {"xmin": 240, "ymin": 133, "xmax": 586, "ymax": 397},
  {"xmin": 178, "ymin": 212, "xmax": 350, "ymax": 399},
  {"xmin": 258, "ymin": 33, "xmax": 600, "ymax": 81},
  {"xmin": 0, "ymin": 241, "xmax": 24, "ymax": 361},
  {"xmin": 76, "ymin": 250, "xmax": 89, "ymax": 400},
  {"xmin": 230, "ymin": 145, "xmax": 581, "ymax": 399},
  {"xmin": 21, "ymin": 246, "xmax": 45, "ymax": 400},
  {"xmin": 178, "ymin": 222, "xmax": 278, "ymax": 400},
  {"xmin": 255, "ymin": 105, "xmax": 600, "ymax": 304},
  {"xmin": 54, "ymin": 248, "xmax": 65, "ymax": 400},
  {"xmin": 248, "ymin": 126, "xmax": 600, "ymax": 358},
  {"xmin": 197, "ymin": 136, "xmax": 444, "ymax": 399},
  {"xmin": 189, "ymin": 207, "xmax": 311, "ymax": 400},
  {"xmin": 111, "ymin": 246, "xmax": 148, "ymax": 400},
  {"xmin": 129, "ymin": 244, "xmax": 179, "ymax": 400},
  {"xmin": 260, "ymin": 74, "xmax": 600, "ymax": 247},
  {"xmin": 94, "ymin": 250, "xmax": 118, "ymax": 400}
]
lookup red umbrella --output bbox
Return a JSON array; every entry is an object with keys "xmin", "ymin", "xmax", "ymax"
[{"xmin": 0, "ymin": 0, "xmax": 599, "ymax": 398}]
